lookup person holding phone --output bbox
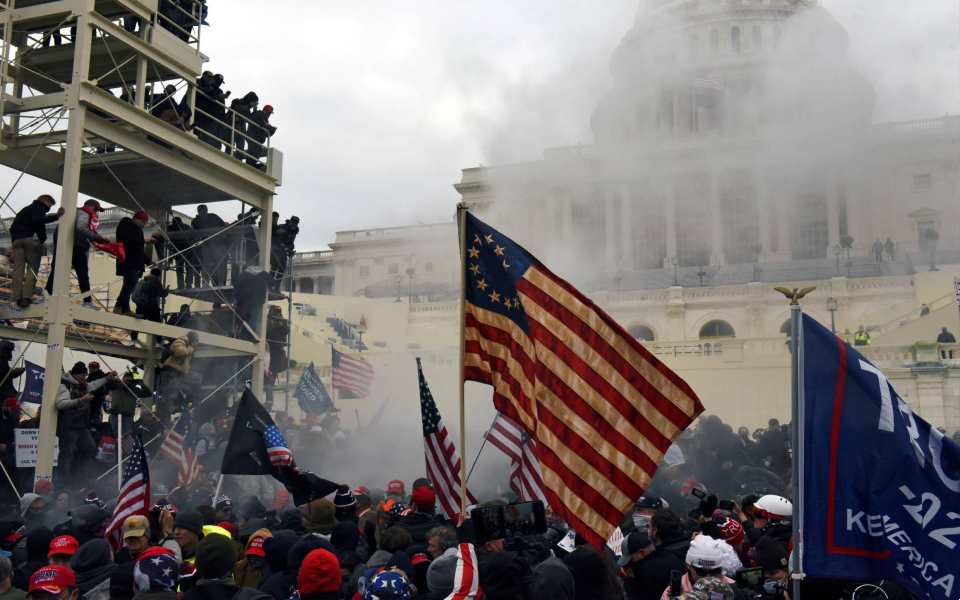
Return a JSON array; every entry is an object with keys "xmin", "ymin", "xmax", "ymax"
[
  {"xmin": 54, "ymin": 362, "xmax": 115, "ymax": 490},
  {"xmin": 618, "ymin": 531, "xmax": 685, "ymax": 600},
  {"xmin": 657, "ymin": 535, "xmax": 745, "ymax": 600}
]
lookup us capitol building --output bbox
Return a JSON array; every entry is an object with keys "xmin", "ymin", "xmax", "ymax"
[{"xmin": 36, "ymin": 0, "xmax": 953, "ymax": 432}]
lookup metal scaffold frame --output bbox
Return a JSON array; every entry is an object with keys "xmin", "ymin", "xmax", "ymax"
[{"xmin": 0, "ymin": 0, "xmax": 285, "ymax": 485}]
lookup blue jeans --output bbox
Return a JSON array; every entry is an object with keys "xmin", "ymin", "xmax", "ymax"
[{"xmin": 55, "ymin": 428, "xmax": 95, "ymax": 488}]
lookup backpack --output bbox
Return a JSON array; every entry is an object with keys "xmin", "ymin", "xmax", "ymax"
[{"xmin": 131, "ymin": 280, "xmax": 150, "ymax": 307}]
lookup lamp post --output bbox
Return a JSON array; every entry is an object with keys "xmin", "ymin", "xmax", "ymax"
[
  {"xmin": 697, "ymin": 266, "xmax": 707, "ymax": 287},
  {"xmin": 833, "ymin": 244, "xmax": 841, "ymax": 277},
  {"xmin": 356, "ymin": 317, "xmax": 366, "ymax": 353},
  {"xmin": 394, "ymin": 275, "xmax": 402, "ymax": 303},
  {"xmin": 827, "ymin": 296, "xmax": 838, "ymax": 333},
  {"xmin": 670, "ymin": 255, "xmax": 679, "ymax": 286}
]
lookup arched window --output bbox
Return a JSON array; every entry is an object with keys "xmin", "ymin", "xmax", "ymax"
[
  {"xmin": 752, "ymin": 25, "xmax": 762, "ymax": 51},
  {"xmin": 780, "ymin": 320, "xmax": 791, "ymax": 336},
  {"xmin": 689, "ymin": 33, "xmax": 699, "ymax": 60},
  {"xmin": 700, "ymin": 320, "xmax": 736, "ymax": 339},
  {"xmin": 709, "ymin": 29, "xmax": 719, "ymax": 54},
  {"xmin": 629, "ymin": 325, "xmax": 656, "ymax": 342},
  {"xmin": 731, "ymin": 27, "xmax": 741, "ymax": 53}
]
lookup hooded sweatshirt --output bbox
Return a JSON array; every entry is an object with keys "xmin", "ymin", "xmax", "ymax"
[
  {"xmin": 19, "ymin": 494, "xmax": 41, "ymax": 524},
  {"xmin": 238, "ymin": 496, "xmax": 270, "ymax": 522},
  {"xmin": 13, "ymin": 527, "xmax": 54, "ymax": 591},
  {"xmin": 563, "ymin": 547, "xmax": 614, "ymax": 600},
  {"xmin": 531, "ymin": 557, "xmax": 575, "ymax": 600},
  {"xmin": 71, "ymin": 539, "xmax": 118, "ymax": 594},
  {"xmin": 234, "ymin": 528, "xmax": 272, "ymax": 588}
]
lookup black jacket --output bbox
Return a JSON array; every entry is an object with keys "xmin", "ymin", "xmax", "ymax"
[
  {"xmin": 192, "ymin": 213, "xmax": 226, "ymax": 232},
  {"xmin": 247, "ymin": 111, "xmax": 276, "ymax": 146},
  {"xmin": 394, "ymin": 513, "xmax": 438, "ymax": 545},
  {"xmin": 134, "ymin": 275, "xmax": 169, "ymax": 309},
  {"xmin": 234, "ymin": 269, "xmax": 271, "ymax": 310},
  {"xmin": 183, "ymin": 581, "xmax": 270, "ymax": 600},
  {"xmin": 937, "ymin": 331, "xmax": 957, "ymax": 343},
  {"xmin": 116, "ymin": 217, "xmax": 147, "ymax": 276},
  {"xmin": 624, "ymin": 547, "xmax": 686, "ymax": 600},
  {"xmin": 10, "ymin": 200, "xmax": 58, "ymax": 242},
  {"xmin": 744, "ymin": 519, "xmax": 792, "ymax": 550},
  {"xmin": 658, "ymin": 532, "xmax": 692, "ymax": 564}
]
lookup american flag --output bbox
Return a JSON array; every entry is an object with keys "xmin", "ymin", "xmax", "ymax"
[
  {"xmin": 121, "ymin": 431, "xmax": 136, "ymax": 454},
  {"xmin": 693, "ymin": 74, "xmax": 724, "ymax": 90},
  {"xmin": 159, "ymin": 413, "xmax": 199, "ymax": 488},
  {"xmin": 484, "ymin": 413, "xmax": 547, "ymax": 504},
  {"xmin": 444, "ymin": 543, "xmax": 482, "ymax": 600},
  {"xmin": 460, "ymin": 211, "xmax": 703, "ymax": 549},
  {"xmin": 264, "ymin": 425, "xmax": 294, "ymax": 468},
  {"xmin": 105, "ymin": 431, "xmax": 150, "ymax": 552},
  {"xmin": 332, "ymin": 347, "xmax": 374, "ymax": 397},
  {"xmin": 417, "ymin": 358, "xmax": 476, "ymax": 519}
]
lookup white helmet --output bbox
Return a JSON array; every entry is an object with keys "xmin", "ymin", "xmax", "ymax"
[{"xmin": 753, "ymin": 495, "xmax": 793, "ymax": 521}]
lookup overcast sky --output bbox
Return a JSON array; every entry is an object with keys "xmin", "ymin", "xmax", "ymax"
[{"xmin": 0, "ymin": 0, "xmax": 956, "ymax": 250}]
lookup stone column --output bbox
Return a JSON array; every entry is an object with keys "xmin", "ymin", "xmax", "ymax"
[
  {"xmin": 827, "ymin": 169, "xmax": 841, "ymax": 247},
  {"xmin": 665, "ymin": 180, "xmax": 678, "ymax": 266},
  {"xmin": 757, "ymin": 175, "xmax": 772, "ymax": 254},
  {"xmin": 294, "ymin": 279, "xmax": 301, "ymax": 293},
  {"xmin": 777, "ymin": 177, "xmax": 792, "ymax": 260},
  {"xmin": 604, "ymin": 191, "xmax": 620, "ymax": 270},
  {"xmin": 710, "ymin": 171, "xmax": 725, "ymax": 265},
  {"xmin": 916, "ymin": 371, "xmax": 947, "ymax": 430},
  {"xmin": 620, "ymin": 184, "xmax": 634, "ymax": 271},
  {"xmin": 313, "ymin": 277, "xmax": 321, "ymax": 294}
]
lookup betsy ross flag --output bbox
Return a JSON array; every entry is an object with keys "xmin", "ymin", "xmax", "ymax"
[
  {"xmin": 417, "ymin": 357, "xmax": 476, "ymax": 519},
  {"xmin": 105, "ymin": 431, "xmax": 150, "ymax": 552},
  {"xmin": 484, "ymin": 413, "xmax": 547, "ymax": 504},
  {"xmin": 159, "ymin": 412, "xmax": 200, "ymax": 488},
  {"xmin": 332, "ymin": 347, "xmax": 374, "ymax": 397},
  {"xmin": 460, "ymin": 210, "xmax": 703, "ymax": 549}
]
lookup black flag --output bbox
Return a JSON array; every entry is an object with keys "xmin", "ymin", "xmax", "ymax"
[
  {"xmin": 294, "ymin": 362, "xmax": 334, "ymax": 416},
  {"xmin": 221, "ymin": 389, "xmax": 339, "ymax": 504},
  {"xmin": 221, "ymin": 389, "xmax": 290, "ymax": 475}
]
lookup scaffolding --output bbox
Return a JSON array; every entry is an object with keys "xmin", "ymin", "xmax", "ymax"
[{"xmin": 0, "ymin": 0, "xmax": 283, "ymax": 484}]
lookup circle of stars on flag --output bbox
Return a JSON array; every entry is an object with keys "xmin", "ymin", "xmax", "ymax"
[{"xmin": 468, "ymin": 233, "xmax": 522, "ymax": 310}]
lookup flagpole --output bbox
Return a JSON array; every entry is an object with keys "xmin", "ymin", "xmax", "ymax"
[
  {"xmin": 778, "ymin": 286, "xmax": 814, "ymax": 600},
  {"xmin": 331, "ymin": 344, "xmax": 338, "ymax": 411},
  {"xmin": 457, "ymin": 203, "xmax": 469, "ymax": 516},
  {"xmin": 212, "ymin": 473, "xmax": 224, "ymax": 505},
  {"xmin": 117, "ymin": 418, "xmax": 123, "ymax": 494},
  {"xmin": 465, "ymin": 413, "xmax": 498, "ymax": 485}
]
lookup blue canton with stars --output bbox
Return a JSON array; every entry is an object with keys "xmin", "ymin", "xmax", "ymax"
[
  {"xmin": 462, "ymin": 211, "xmax": 537, "ymax": 333},
  {"xmin": 417, "ymin": 357, "xmax": 443, "ymax": 437}
]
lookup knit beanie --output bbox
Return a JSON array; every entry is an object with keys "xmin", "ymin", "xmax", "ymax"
[
  {"xmin": 754, "ymin": 536, "xmax": 789, "ymax": 572},
  {"xmin": 426, "ymin": 552, "xmax": 458, "ymax": 595},
  {"xmin": 194, "ymin": 533, "xmax": 237, "ymax": 579},
  {"xmin": 334, "ymin": 484, "xmax": 357, "ymax": 511},
  {"xmin": 305, "ymin": 499, "xmax": 336, "ymax": 535},
  {"xmin": 712, "ymin": 510, "xmax": 745, "ymax": 547},
  {"xmin": 298, "ymin": 549, "xmax": 341, "ymax": 595},
  {"xmin": 70, "ymin": 362, "xmax": 87, "ymax": 375},
  {"xmin": 25, "ymin": 527, "xmax": 55, "ymax": 562},
  {"xmin": 411, "ymin": 486, "xmax": 436, "ymax": 511},
  {"xmin": 174, "ymin": 510, "xmax": 204, "ymax": 536},
  {"xmin": 132, "ymin": 548, "xmax": 179, "ymax": 594}
]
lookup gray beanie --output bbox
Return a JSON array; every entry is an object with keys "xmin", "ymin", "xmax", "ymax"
[{"xmin": 426, "ymin": 553, "xmax": 458, "ymax": 595}]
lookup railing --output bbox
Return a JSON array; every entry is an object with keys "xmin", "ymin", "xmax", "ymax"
[
  {"xmin": 337, "ymin": 222, "xmax": 455, "ymax": 242},
  {"xmin": 891, "ymin": 118, "xmax": 946, "ymax": 133},
  {"xmin": 153, "ymin": 0, "xmax": 204, "ymax": 49},
  {"xmin": 294, "ymin": 250, "xmax": 334, "ymax": 263},
  {"xmin": 650, "ymin": 342, "xmax": 724, "ymax": 358},
  {"xmin": 192, "ymin": 88, "xmax": 274, "ymax": 169}
]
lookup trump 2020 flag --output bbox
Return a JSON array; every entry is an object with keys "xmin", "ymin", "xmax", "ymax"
[
  {"xmin": 802, "ymin": 313, "xmax": 960, "ymax": 600},
  {"xmin": 294, "ymin": 362, "xmax": 334, "ymax": 416},
  {"xmin": 19, "ymin": 361, "xmax": 44, "ymax": 404}
]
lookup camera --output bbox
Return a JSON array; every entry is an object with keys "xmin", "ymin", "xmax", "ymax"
[{"xmin": 471, "ymin": 500, "xmax": 547, "ymax": 544}]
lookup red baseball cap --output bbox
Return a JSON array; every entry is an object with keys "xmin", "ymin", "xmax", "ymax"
[
  {"xmin": 88, "ymin": 361, "xmax": 100, "ymax": 370},
  {"xmin": 246, "ymin": 537, "xmax": 266, "ymax": 557},
  {"xmin": 273, "ymin": 490, "xmax": 291, "ymax": 510},
  {"xmin": 132, "ymin": 211, "xmax": 150, "ymax": 222},
  {"xmin": 84, "ymin": 200, "xmax": 106, "ymax": 213},
  {"xmin": 263, "ymin": 105, "xmax": 274, "ymax": 114},
  {"xmin": 410, "ymin": 551, "xmax": 430, "ymax": 566},
  {"xmin": 48, "ymin": 536, "xmax": 79, "ymax": 557},
  {"xmin": 387, "ymin": 480, "xmax": 404, "ymax": 495},
  {"xmin": 353, "ymin": 486, "xmax": 369, "ymax": 496},
  {"xmin": 29, "ymin": 566, "xmax": 75, "ymax": 595},
  {"xmin": 3, "ymin": 398, "xmax": 20, "ymax": 411}
]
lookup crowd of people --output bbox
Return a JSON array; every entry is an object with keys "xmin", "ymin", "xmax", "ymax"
[{"xmin": 0, "ymin": 406, "xmax": 945, "ymax": 600}]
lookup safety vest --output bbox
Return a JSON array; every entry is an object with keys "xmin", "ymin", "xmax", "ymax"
[{"xmin": 854, "ymin": 331, "xmax": 871, "ymax": 346}]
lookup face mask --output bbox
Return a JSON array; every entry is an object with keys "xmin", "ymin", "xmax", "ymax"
[
  {"xmin": 632, "ymin": 514, "xmax": 650, "ymax": 530},
  {"xmin": 247, "ymin": 556, "xmax": 266, "ymax": 570},
  {"xmin": 763, "ymin": 578, "xmax": 785, "ymax": 595}
]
